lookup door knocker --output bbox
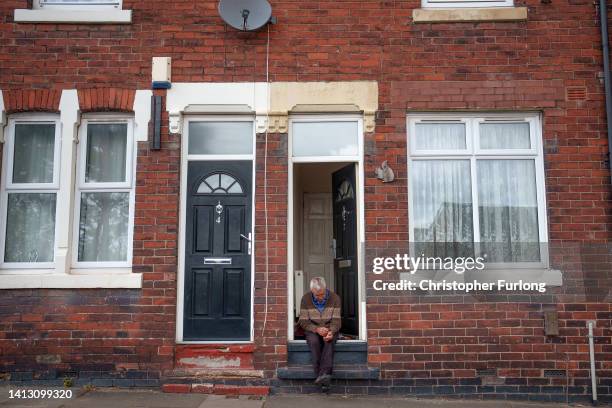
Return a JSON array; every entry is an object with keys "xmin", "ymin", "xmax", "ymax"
[{"xmin": 215, "ymin": 201, "xmax": 224, "ymax": 224}]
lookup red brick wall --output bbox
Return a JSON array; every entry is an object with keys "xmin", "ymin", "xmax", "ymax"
[
  {"xmin": 0, "ymin": 0, "xmax": 610, "ymax": 399},
  {"xmin": 77, "ymin": 88, "xmax": 135, "ymax": 112},
  {"xmin": 253, "ymin": 132, "xmax": 289, "ymax": 375},
  {"xmin": 3, "ymin": 89, "xmax": 61, "ymax": 113}
]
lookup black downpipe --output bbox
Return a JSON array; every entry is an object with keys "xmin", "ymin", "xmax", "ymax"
[{"xmin": 599, "ymin": 0, "xmax": 612, "ymax": 189}]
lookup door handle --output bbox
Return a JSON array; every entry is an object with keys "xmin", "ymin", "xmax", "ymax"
[
  {"xmin": 331, "ymin": 238, "xmax": 337, "ymax": 259},
  {"xmin": 241, "ymin": 233, "xmax": 252, "ymax": 255}
]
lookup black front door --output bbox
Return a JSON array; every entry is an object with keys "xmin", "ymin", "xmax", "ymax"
[
  {"xmin": 184, "ymin": 161, "xmax": 252, "ymax": 341},
  {"xmin": 332, "ymin": 164, "xmax": 358, "ymax": 336}
]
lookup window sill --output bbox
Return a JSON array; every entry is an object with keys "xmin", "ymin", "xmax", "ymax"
[
  {"xmin": 412, "ymin": 7, "xmax": 527, "ymax": 23},
  {"xmin": 14, "ymin": 9, "xmax": 132, "ymax": 24},
  {"xmin": 0, "ymin": 270, "xmax": 142, "ymax": 289},
  {"xmin": 400, "ymin": 267, "xmax": 562, "ymax": 287}
]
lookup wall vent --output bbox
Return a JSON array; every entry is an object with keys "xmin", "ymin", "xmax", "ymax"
[
  {"xmin": 477, "ymin": 369, "xmax": 496, "ymax": 376},
  {"xmin": 566, "ymin": 87, "xmax": 587, "ymax": 101},
  {"xmin": 543, "ymin": 369, "xmax": 566, "ymax": 378}
]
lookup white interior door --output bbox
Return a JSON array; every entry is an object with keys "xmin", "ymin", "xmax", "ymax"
[{"xmin": 303, "ymin": 193, "xmax": 334, "ymax": 293}]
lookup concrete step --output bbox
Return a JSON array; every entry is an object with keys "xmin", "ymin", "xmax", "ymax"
[
  {"xmin": 287, "ymin": 341, "xmax": 367, "ymax": 365},
  {"xmin": 163, "ymin": 368, "xmax": 265, "ymax": 381},
  {"xmin": 175, "ymin": 344, "xmax": 255, "ymax": 371},
  {"xmin": 162, "ymin": 383, "xmax": 269, "ymax": 396},
  {"xmin": 277, "ymin": 364, "xmax": 380, "ymax": 380}
]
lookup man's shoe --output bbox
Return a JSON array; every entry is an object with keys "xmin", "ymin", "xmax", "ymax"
[
  {"xmin": 314, "ymin": 374, "xmax": 324, "ymax": 385},
  {"xmin": 319, "ymin": 374, "xmax": 332, "ymax": 386}
]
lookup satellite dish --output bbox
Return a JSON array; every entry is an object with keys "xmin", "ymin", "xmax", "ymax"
[{"xmin": 218, "ymin": 0, "xmax": 273, "ymax": 31}]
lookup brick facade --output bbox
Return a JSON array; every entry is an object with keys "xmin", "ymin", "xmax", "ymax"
[
  {"xmin": 3, "ymin": 89, "xmax": 61, "ymax": 113},
  {"xmin": 0, "ymin": 0, "xmax": 611, "ymax": 402}
]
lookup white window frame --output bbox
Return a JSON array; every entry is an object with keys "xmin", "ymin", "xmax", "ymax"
[
  {"xmin": 407, "ymin": 112, "xmax": 549, "ymax": 270},
  {"xmin": 72, "ymin": 115, "xmax": 135, "ymax": 269},
  {"xmin": 422, "ymin": 0, "xmax": 513, "ymax": 8},
  {"xmin": 0, "ymin": 114, "xmax": 61, "ymax": 270},
  {"xmin": 15, "ymin": 0, "xmax": 131, "ymax": 24},
  {"xmin": 34, "ymin": 0, "xmax": 121, "ymax": 10}
]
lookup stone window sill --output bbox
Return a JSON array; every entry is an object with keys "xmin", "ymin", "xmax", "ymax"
[
  {"xmin": 0, "ymin": 269, "xmax": 142, "ymax": 289},
  {"xmin": 412, "ymin": 7, "xmax": 527, "ymax": 23},
  {"xmin": 14, "ymin": 9, "xmax": 132, "ymax": 24}
]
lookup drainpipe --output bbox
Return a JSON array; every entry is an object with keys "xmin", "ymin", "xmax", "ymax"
[
  {"xmin": 588, "ymin": 321, "xmax": 598, "ymax": 405},
  {"xmin": 599, "ymin": 0, "xmax": 612, "ymax": 188}
]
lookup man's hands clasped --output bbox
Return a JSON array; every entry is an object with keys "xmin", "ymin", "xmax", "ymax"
[{"xmin": 315, "ymin": 327, "xmax": 334, "ymax": 342}]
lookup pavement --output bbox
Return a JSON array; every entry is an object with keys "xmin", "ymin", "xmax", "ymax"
[{"xmin": 0, "ymin": 387, "xmax": 602, "ymax": 408}]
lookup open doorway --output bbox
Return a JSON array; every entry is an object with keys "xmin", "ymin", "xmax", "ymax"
[{"xmin": 292, "ymin": 162, "xmax": 359, "ymax": 341}]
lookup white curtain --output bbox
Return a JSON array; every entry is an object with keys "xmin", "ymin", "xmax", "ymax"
[
  {"xmin": 13, "ymin": 124, "xmax": 55, "ymax": 183},
  {"xmin": 5, "ymin": 193, "xmax": 56, "ymax": 263},
  {"xmin": 480, "ymin": 122, "xmax": 530, "ymax": 149},
  {"xmin": 85, "ymin": 124, "xmax": 127, "ymax": 183},
  {"xmin": 415, "ymin": 123, "xmax": 466, "ymax": 150},
  {"xmin": 78, "ymin": 192, "xmax": 129, "ymax": 262},
  {"xmin": 412, "ymin": 160, "xmax": 473, "ymax": 257},
  {"xmin": 478, "ymin": 160, "xmax": 540, "ymax": 262}
]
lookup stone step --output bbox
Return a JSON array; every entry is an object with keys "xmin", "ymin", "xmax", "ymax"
[
  {"xmin": 277, "ymin": 364, "xmax": 380, "ymax": 380},
  {"xmin": 162, "ymin": 383, "xmax": 269, "ymax": 395},
  {"xmin": 287, "ymin": 341, "xmax": 367, "ymax": 365},
  {"xmin": 163, "ymin": 368, "xmax": 265, "ymax": 382},
  {"xmin": 175, "ymin": 344, "xmax": 255, "ymax": 370}
]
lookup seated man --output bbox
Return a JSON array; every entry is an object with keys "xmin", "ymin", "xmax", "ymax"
[{"xmin": 298, "ymin": 277, "xmax": 341, "ymax": 389}]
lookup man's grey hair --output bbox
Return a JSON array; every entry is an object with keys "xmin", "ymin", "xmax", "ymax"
[{"xmin": 310, "ymin": 277, "xmax": 327, "ymax": 291}]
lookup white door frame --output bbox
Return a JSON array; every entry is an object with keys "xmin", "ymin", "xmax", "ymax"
[
  {"xmin": 287, "ymin": 114, "xmax": 367, "ymax": 342},
  {"xmin": 176, "ymin": 115, "xmax": 257, "ymax": 344}
]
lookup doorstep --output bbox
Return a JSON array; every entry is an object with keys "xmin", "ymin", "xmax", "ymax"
[
  {"xmin": 162, "ymin": 344, "xmax": 266, "ymax": 395},
  {"xmin": 175, "ymin": 344, "xmax": 256, "ymax": 371},
  {"xmin": 282, "ymin": 341, "xmax": 379, "ymax": 381},
  {"xmin": 162, "ymin": 383, "xmax": 269, "ymax": 396},
  {"xmin": 287, "ymin": 341, "xmax": 367, "ymax": 365},
  {"xmin": 277, "ymin": 364, "xmax": 380, "ymax": 380}
]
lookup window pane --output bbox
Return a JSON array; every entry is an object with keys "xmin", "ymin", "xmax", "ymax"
[
  {"xmin": 480, "ymin": 122, "xmax": 531, "ymax": 149},
  {"xmin": 478, "ymin": 160, "xmax": 540, "ymax": 262},
  {"xmin": 78, "ymin": 192, "xmax": 129, "ymax": 262},
  {"xmin": 85, "ymin": 123, "xmax": 127, "ymax": 183},
  {"xmin": 411, "ymin": 160, "xmax": 473, "ymax": 257},
  {"xmin": 414, "ymin": 123, "xmax": 466, "ymax": 150},
  {"xmin": 4, "ymin": 193, "xmax": 56, "ymax": 263},
  {"xmin": 12, "ymin": 124, "xmax": 56, "ymax": 184},
  {"xmin": 292, "ymin": 121, "xmax": 359, "ymax": 157},
  {"xmin": 189, "ymin": 122, "xmax": 253, "ymax": 155},
  {"xmin": 197, "ymin": 173, "xmax": 243, "ymax": 194}
]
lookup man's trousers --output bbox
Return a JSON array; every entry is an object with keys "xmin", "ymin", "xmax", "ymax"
[{"xmin": 305, "ymin": 331, "xmax": 337, "ymax": 377}]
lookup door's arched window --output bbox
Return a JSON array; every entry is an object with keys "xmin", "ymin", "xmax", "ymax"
[{"xmin": 197, "ymin": 173, "xmax": 243, "ymax": 194}]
